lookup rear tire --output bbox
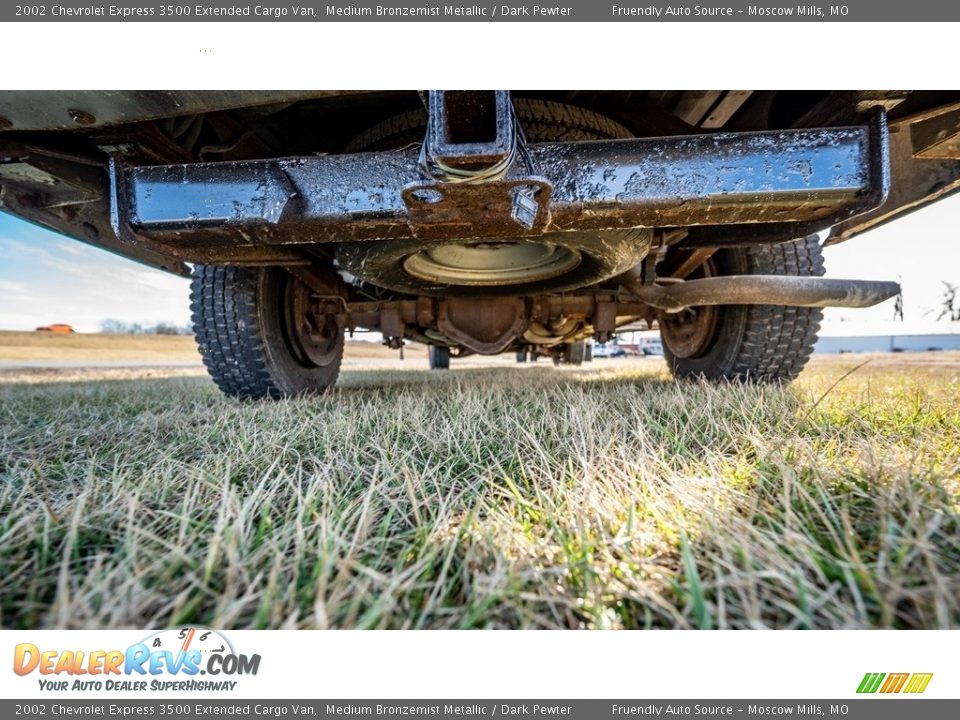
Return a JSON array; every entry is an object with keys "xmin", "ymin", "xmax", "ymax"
[
  {"xmin": 428, "ymin": 345, "xmax": 451, "ymax": 370},
  {"xmin": 191, "ymin": 265, "xmax": 344, "ymax": 399},
  {"xmin": 660, "ymin": 236, "xmax": 824, "ymax": 383}
]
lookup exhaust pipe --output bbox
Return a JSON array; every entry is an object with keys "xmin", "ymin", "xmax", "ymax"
[{"xmin": 622, "ymin": 274, "xmax": 900, "ymax": 313}]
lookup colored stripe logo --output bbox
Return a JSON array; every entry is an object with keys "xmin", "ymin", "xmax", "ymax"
[{"xmin": 857, "ymin": 672, "xmax": 933, "ymax": 694}]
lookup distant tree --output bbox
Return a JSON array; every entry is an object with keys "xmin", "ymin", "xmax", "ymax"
[
  {"xmin": 153, "ymin": 321, "xmax": 181, "ymax": 335},
  {"xmin": 100, "ymin": 318, "xmax": 131, "ymax": 334},
  {"xmin": 937, "ymin": 282, "xmax": 960, "ymax": 322},
  {"xmin": 101, "ymin": 318, "xmax": 193, "ymax": 335}
]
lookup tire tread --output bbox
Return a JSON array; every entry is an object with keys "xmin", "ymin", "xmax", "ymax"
[
  {"xmin": 665, "ymin": 236, "xmax": 825, "ymax": 383},
  {"xmin": 191, "ymin": 266, "xmax": 342, "ymax": 399}
]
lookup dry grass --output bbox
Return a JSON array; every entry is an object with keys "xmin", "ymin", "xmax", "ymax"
[
  {"xmin": 0, "ymin": 331, "xmax": 200, "ymax": 363},
  {"xmin": 0, "ymin": 355, "xmax": 958, "ymax": 629},
  {"xmin": 0, "ymin": 330, "xmax": 425, "ymax": 366}
]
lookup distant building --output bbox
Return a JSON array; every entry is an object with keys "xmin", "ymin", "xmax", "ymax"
[
  {"xmin": 814, "ymin": 333, "xmax": 960, "ymax": 354},
  {"xmin": 35, "ymin": 324, "xmax": 74, "ymax": 333},
  {"xmin": 612, "ymin": 323, "xmax": 960, "ymax": 355},
  {"xmin": 600, "ymin": 321, "xmax": 960, "ymax": 355}
]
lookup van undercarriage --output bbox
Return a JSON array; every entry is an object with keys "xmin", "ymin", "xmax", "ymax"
[{"xmin": 2, "ymin": 90, "xmax": 958, "ymax": 397}]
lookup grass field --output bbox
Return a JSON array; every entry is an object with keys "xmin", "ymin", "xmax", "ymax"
[
  {"xmin": 0, "ymin": 330, "xmax": 423, "ymax": 365},
  {"xmin": 0, "ymin": 331, "xmax": 201, "ymax": 362},
  {"xmin": 0, "ymin": 350, "xmax": 958, "ymax": 629}
]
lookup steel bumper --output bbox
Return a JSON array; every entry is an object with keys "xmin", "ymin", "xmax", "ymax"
[{"xmin": 111, "ymin": 114, "xmax": 889, "ymax": 251}]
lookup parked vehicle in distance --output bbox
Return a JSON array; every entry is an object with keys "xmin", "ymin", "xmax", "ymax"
[
  {"xmin": 34, "ymin": 324, "xmax": 75, "ymax": 333},
  {"xmin": 592, "ymin": 342, "xmax": 627, "ymax": 358},
  {"xmin": 0, "ymin": 90, "xmax": 942, "ymax": 398},
  {"xmin": 640, "ymin": 338, "xmax": 664, "ymax": 356}
]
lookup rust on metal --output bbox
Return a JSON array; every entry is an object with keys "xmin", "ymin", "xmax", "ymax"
[
  {"xmin": 402, "ymin": 179, "xmax": 553, "ymax": 240},
  {"xmin": 436, "ymin": 296, "xmax": 528, "ymax": 354},
  {"xmin": 328, "ymin": 273, "xmax": 898, "ymax": 356},
  {"xmin": 658, "ymin": 247, "xmax": 718, "ymax": 279},
  {"xmin": 425, "ymin": 91, "xmax": 515, "ymax": 172},
  {"xmin": 660, "ymin": 306, "xmax": 719, "ymax": 358},
  {"xmin": 910, "ymin": 106, "xmax": 960, "ymax": 160},
  {"xmin": 621, "ymin": 275, "xmax": 901, "ymax": 312},
  {"xmin": 115, "ymin": 120, "xmax": 888, "ymax": 254},
  {"xmin": 67, "ymin": 109, "xmax": 97, "ymax": 126}
]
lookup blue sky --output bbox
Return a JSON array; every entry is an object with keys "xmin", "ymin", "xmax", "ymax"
[
  {"xmin": 1, "ymin": 195, "xmax": 959, "ymax": 334},
  {"xmin": 0, "ymin": 214, "xmax": 189, "ymax": 332}
]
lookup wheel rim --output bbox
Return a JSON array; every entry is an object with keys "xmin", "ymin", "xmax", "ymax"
[
  {"xmin": 659, "ymin": 262, "xmax": 720, "ymax": 359},
  {"xmin": 403, "ymin": 240, "xmax": 582, "ymax": 287},
  {"xmin": 283, "ymin": 277, "xmax": 341, "ymax": 367},
  {"xmin": 338, "ymin": 101, "xmax": 648, "ymax": 296}
]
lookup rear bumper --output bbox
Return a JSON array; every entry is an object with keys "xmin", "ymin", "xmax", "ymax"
[{"xmin": 111, "ymin": 112, "xmax": 889, "ymax": 258}]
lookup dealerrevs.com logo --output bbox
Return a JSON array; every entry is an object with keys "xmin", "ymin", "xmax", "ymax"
[{"xmin": 13, "ymin": 627, "xmax": 261, "ymax": 693}]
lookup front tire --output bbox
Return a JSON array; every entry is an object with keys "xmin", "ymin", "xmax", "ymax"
[
  {"xmin": 660, "ymin": 236, "xmax": 824, "ymax": 383},
  {"xmin": 191, "ymin": 265, "xmax": 344, "ymax": 399},
  {"xmin": 565, "ymin": 341, "xmax": 587, "ymax": 365},
  {"xmin": 553, "ymin": 341, "xmax": 587, "ymax": 366}
]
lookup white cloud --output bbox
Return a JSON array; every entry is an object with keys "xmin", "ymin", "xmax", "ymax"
[{"xmin": 0, "ymin": 234, "xmax": 191, "ymax": 332}]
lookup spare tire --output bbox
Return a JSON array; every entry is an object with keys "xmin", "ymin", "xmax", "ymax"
[{"xmin": 336, "ymin": 99, "xmax": 652, "ymax": 297}]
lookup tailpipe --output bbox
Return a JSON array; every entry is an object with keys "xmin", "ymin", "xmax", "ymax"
[{"xmin": 622, "ymin": 275, "xmax": 900, "ymax": 313}]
